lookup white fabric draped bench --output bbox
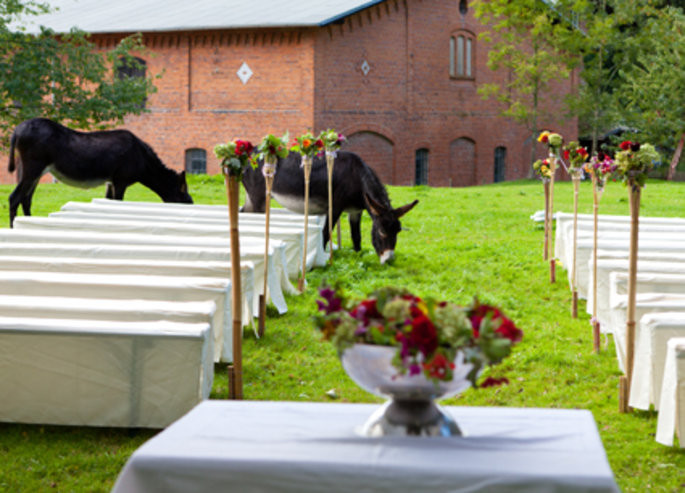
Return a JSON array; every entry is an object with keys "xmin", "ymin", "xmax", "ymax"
[
  {"xmin": 627, "ymin": 312, "xmax": 685, "ymax": 413},
  {"xmin": 588, "ymin": 259, "xmax": 685, "ymax": 331},
  {"xmin": 656, "ymin": 337, "xmax": 685, "ymax": 447},
  {"xmin": 53, "ymin": 204, "xmax": 328, "ymax": 271},
  {"xmin": 0, "ymin": 270, "xmax": 234, "ymax": 362},
  {"xmin": 13, "ymin": 215, "xmax": 307, "ymax": 280},
  {"xmin": 0, "ymin": 316, "xmax": 213, "ymax": 428},
  {"xmin": 0, "ymin": 255, "xmax": 254, "ymax": 329},
  {"xmin": 0, "ymin": 228, "xmax": 292, "ymax": 315}
]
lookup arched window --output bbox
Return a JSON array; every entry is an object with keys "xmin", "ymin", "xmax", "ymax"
[
  {"xmin": 185, "ymin": 148, "xmax": 206, "ymax": 174},
  {"xmin": 449, "ymin": 31, "xmax": 475, "ymax": 79},
  {"xmin": 494, "ymin": 146, "xmax": 506, "ymax": 183},
  {"xmin": 415, "ymin": 148, "xmax": 429, "ymax": 185}
]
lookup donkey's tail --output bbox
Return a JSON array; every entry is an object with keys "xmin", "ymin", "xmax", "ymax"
[{"xmin": 8, "ymin": 131, "xmax": 17, "ymax": 173}]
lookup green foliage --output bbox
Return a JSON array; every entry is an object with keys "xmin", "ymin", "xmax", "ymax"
[
  {"xmin": 0, "ymin": 177, "xmax": 684, "ymax": 491},
  {"xmin": 473, "ymin": 0, "xmax": 577, "ymax": 166},
  {"xmin": 0, "ymin": 0, "xmax": 158, "ymax": 148}
]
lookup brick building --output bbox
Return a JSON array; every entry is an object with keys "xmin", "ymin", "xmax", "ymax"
[{"xmin": 2, "ymin": 0, "xmax": 577, "ymax": 186}]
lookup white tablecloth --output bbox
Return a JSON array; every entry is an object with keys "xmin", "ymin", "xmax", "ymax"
[
  {"xmin": 0, "ymin": 316, "xmax": 212, "ymax": 428},
  {"xmin": 112, "ymin": 401, "xmax": 619, "ymax": 493},
  {"xmin": 629, "ymin": 313, "xmax": 685, "ymax": 411},
  {"xmin": 656, "ymin": 337, "xmax": 685, "ymax": 447},
  {"xmin": 0, "ymin": 229, "xmax": 294, "ymax": 313},
  {"xmin": 0, "ymin": 270, "xmax": 233, "ymax": 362}
]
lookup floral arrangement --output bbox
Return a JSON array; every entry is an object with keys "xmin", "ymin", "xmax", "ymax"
[
  {"xmin": 290, "ymin": 132, "xmax": 324, "ymax": 158},
  {"xmin": 614, "ymin": 140, "xmax": 660, "ymax": 188},
  {"xmin": 213, "ymin": 139, "xmax": 255, "ymax": 178},
  {"xmin": 562, "ymin": 141, "xmax": 589, "ymax": 172},
  {"xmin": 254, "ymin": 133, "xmax": 290, "ymax": 165},
  {"xmin": 532, "ymin": 158, "xmax": 553, "ymax": 180},
  {"xmin": 583, "ymin": 152, "xmax": 616, "ymax": 191},
  {"xmin": 315, "ymin": 285, "xmax": 522, "ymax": 387},
  {"xmin": 537, "ymin": 130, "xmax": 564, "ymax": 153},
  {"xmin": 318, "ymin": 129, "xmax": 346, "ymax": 152}
]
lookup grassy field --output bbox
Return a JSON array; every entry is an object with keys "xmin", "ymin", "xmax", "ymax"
[{"xmin": 0, "ymin": 174, "xmax": 684, "ymax": 492}]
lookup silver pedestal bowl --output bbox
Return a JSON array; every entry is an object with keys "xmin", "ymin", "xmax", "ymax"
[{"xmin": 341, "ymin": 344, "xmax": 474, "ymax": 437}]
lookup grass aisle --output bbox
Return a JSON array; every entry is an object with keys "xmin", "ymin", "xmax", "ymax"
[{"xmin": 0, "ymin": 176, "xmax": 683, "ymax": 491}]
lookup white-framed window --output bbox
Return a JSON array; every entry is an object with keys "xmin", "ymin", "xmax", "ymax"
[{"xmin": 449, "ymin": 31, "xmax": 475, "ymax": 79}]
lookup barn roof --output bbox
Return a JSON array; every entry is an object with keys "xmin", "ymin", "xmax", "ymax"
[{"xmin": 15, "ymin": 0, "xmax": 388, "ymax": 34}]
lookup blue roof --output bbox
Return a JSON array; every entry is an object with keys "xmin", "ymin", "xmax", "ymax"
[{"xmin": 15, "ymin": 0, "xmax": 388, "ymax": 34}]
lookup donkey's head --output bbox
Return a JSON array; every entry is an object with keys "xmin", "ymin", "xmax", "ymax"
[
  {"xmin": 161, "ymin": 170, "xmax": 193, "ymax": 204},
  {"xmin": 365, "ymin": 193, "xmax": 418, "ymax": 264}
]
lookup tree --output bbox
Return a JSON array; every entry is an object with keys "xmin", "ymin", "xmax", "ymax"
[
  {"xmin": 0, "ymin": 0, "xmax": 157, "ymax": 148},
  {"xmin": 617, "ymin": 5, "xmax": 684, "ymax": 177},
  {"xmin": 473, "ymin": 0, "xmax": 578, "ymax": 167}
]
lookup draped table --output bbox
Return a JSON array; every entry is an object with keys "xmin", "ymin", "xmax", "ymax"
[{"xmin": 112, "ymin": 400, "xmax": 619, "ymax": 493}]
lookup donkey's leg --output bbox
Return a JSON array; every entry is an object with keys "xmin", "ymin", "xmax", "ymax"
[
  {"xmin": 111, "ymin": 183, "xmax": 127, "ymax": 200},
  {"xmin": 348, "ymin": 211, "xmax": 362, "ymax": 251},
  {"xmin": 9, "ymin": 179, "xmax": 36, "ymax": 228},
  {"xmin": 20, "ymin": 180, "xmax": 40, "ymax": 217},
  {"xmin": 105, "ymin": 183, "xmax": 115, "ymax": 199}
]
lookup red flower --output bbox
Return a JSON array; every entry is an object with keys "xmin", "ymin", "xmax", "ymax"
[
  {"xmin": 350, "ymin": 299, "xmax": 381, "ymax": 325},
  {"xmin": 480, "ymin": 376, "xmax": 509, "ymax": 388},
  {"xmin": 469, "ymin": 304, "xmax": 502, "ymax": 338},
  {"xmin": 541, "ymin": 134, "xmax": 549, "ymax": 143},
  {"xmin": 315, "ymin": 139, "xmax": 324, "ymax": 148},
  {"xmin": 495, "ymin": 317, "xmax": 523, "ymax": 343},
  {"xmin": 422, "ymin": 352, "xmax": 455, "ymax": 380},
  {"xmin": 563, "ymin": 150, "xmax": 570, "ymax": 161},
  {"xmin": 619, "ymin": 141, "xmax": 632, "ymax": 151},
  {"xmin": 578, "ymin": 147, "xmax": 588, "ymax": 158},
  {"xmin": 408, "ymin": 314, "xmax": 438, "ymax": 355}
]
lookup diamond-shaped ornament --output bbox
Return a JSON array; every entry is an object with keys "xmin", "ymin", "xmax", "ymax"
[
  {"xmin": 237, "ymin": 62, "xmax": 253, "ymax": 84},
  {"xmin": 360, "ymin": 60, "xmax": 370, "ymax": 76}
]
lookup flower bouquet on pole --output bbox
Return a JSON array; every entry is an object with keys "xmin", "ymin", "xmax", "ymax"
[
  {"xmin": 614, "ymin": 140, "xmax": 659, "ymax": 412},
  {"xmin": 315, "ymin": 285, "xmax": 522, "ymax": 436},
  {"xmin": 318, "ymin": 129, "xmax": 346, "ymax": 263},
  {"xmin": 583, "ymin": 152, "xmax": 616, "ymax": 352},
  {"xmin": 561, "ymin": 141, "xmax": 589, "ymax": 318},
  {"xmin": 213, "ymin": 138, "xmax": 255, "ymax": 399},
  {"xmin": 537, "ymin": 131, "xmax": 564, "ymax": 283},
  {"xmin": 254, "ymin": 133, "xmax": 289, "ymax": 337},
  {"xmin": 532, "ymin": 157, "xmax": 553, "ymax": 261},
  {"xmin": 290, "ymin": 132, "xmax": 324, "ymax": 292}
]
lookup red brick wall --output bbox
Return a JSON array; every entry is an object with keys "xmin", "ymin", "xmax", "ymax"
[
  {"xmin": 0, "ymin": 0, "xmax": 576, "ymax": 189},
  {"xmin": 314, "ymin": 0, "xmax": 577, "ymax": 187}
]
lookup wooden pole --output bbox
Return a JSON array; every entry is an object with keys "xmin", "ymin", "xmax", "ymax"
[
  {"xmin": 224, "ymin": 173, "xmax": 243, "ymax": 400},
  {"xmin": 619, "ymin": 182, "xmax": 641, "ymax": 412},
  {"xmin": 543, "ymin": 179, "xmax": 550, "ymax": 261},
  {"xmin": 571, "ymin": 171, "xmax": 580, "ymax": 318},
  {"xmin": 549, "ymin": 153, "xmax": 557, "ymax": 283},
  {"xmin": 591, "ymin": 174, "xmax": 601, "ymax": 353},
  {"xmin": 337, "ymin": 220, "xmax": 342, "ymax": 249},
  {"xmin": 259, "ymin": 157, "xmax": 277, "ymax": 337},
  {"xmin": 325, "ymin": 150, "xmax": 335, "ymax": 263},
  {"xmin": 298, "ymin": 155, "xmax": 312, "ymax": 292}
]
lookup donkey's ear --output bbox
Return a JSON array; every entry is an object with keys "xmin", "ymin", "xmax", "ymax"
[
  {"xmin": 364, "ymin": 193, "xmax": 388, "ymax": 217},
  {"xmin": 179, "ymin": 170, "xmax": 186, "ymax": 181},
  {"xmin": 394, "ymin": 199, "xmax": 419, "ymax": 218}
]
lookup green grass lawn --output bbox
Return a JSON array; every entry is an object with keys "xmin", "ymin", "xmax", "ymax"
[{"xmin": 0, "ymin": 175, "xmax": 684, "ymax": 492}]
